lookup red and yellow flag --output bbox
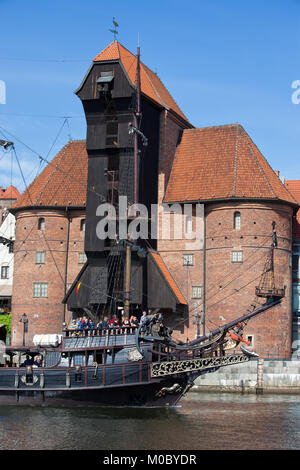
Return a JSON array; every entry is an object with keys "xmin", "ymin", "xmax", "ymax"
[{"xmin": 76, "ymin": 282, "xmax": 81, "ymax": 296}]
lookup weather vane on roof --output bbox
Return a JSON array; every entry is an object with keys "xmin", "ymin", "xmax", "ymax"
[{"xmin": 110, "ymin": 17, "xmax": 119, "ymax": 40}]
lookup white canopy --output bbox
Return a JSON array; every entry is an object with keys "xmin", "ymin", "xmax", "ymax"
[{"xmin": 33, "ymin": 334, "xmax": 62, "ymax": 347}]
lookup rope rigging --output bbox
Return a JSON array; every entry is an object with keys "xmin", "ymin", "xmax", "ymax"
[
  {"xmin": 0, "ymin": 125, "xmax": 77, "ymax": 284},
  {"xmin": 0, "ymin": 78, "xmax": 150, "ymax": 318},
  {"xmin": 0, "ymin": 46, "xmax": 285, "ymax": 338},
  {"xmin": 0, "ymin": 120, "xmax": 282, "ymax": 324}
]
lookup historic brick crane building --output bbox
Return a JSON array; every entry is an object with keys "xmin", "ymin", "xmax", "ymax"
[{"xmin": 10, "ymin": 40, "xmax": 299, "ymax": 358}]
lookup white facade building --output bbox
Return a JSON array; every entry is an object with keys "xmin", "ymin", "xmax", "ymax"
[{"xmin": 0, "ymin": 211, "xmax": 15, "ymax": 313}]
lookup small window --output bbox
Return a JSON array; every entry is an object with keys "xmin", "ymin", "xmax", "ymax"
[
  {"xmin": 183, "ymin": 254, "xmax": 194, "ymax": 266},
  {"xmin": 232, "ymin": 251, "xmax": 243, "ymax": 263},
  {"xmin": 36, "ymin": 251, "xmax": 45, "ymax": 264},
  {"xmin": 8, "ymin": 241, "xmax": 14, "ymax": 253},
  {"xmin": 185, "ymin": 215, "xmax": 193, "ymax": 234},
  {"xmin": 1, "ymin": 265, "xmax": 9, "ymax": 279},
  {"xmin": 246, "ymin": 335, "xmax": 254, "ymax": 347},
  {"xmin": 292, "ymin": 285, "xmax": 300, "ymax": 312},
  {"xmin": 234, "ymin": 212, "xmax": 241, "ymax": 230},
  {"xmin": 78, "ymin": 252, "xmax": 87, "ymax": 264},
  {"xmin": 192, "ymin": 286, "xmax": 202, "ymax": 299},
  {"xmin": 33, "ymin": 282, "xmax": 48, "ymax": 298},
  {"xmin": 80, "ymin": 219, "xmax": 86, "ymax": 232},
  {"xmin": 106, "ymin": 120, "xmax": 118, "ymax": 147},
  {"xmin": 38, "ymin": 218, "xmax": 45, "ymax": 232}
]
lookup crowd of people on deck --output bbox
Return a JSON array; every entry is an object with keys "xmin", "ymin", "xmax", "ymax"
[
  {"xmin": 0, "ymin": 354, "xmax": 43, "ymax": 368},
  {"xmin": 69, "ymin": 311, "xmax": 149, "ymax": 334}
]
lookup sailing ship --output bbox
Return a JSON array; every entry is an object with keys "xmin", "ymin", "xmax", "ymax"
[
  {"xmin": 0, "ymin": 41, "xmax": 287, "ymax": 406},
  {"xmin": 0, "ymin": 212, "xmax": 285, "ymax": 406}
]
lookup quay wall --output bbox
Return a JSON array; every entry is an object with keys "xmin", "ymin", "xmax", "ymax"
[{"xmin": 192, "ymin": 358, "xmax": 300, "ymax": 393}]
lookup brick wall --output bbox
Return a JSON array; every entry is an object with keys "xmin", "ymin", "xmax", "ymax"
[
  {"xmin": 11, "ymin": 208, "xmax": 85, "ymax": 345},
  {"xmin": 158, "ymin": 110, "xmax": 191, "ymax": 208},
  {"xmin": 158, "ymin": 200, "xmax": 293, "ymax": 358}
]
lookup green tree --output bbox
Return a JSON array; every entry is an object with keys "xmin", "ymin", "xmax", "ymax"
[{"xmin": 0, "ymin": 313, "xmax": 11, "ymax": 339}]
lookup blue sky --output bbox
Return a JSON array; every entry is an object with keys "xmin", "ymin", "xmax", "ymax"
[{"xmin": 0, "ymin": 0, "xmax": 300, "ymax": 193}]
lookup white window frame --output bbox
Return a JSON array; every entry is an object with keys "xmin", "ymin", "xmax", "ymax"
[
  {"xmin": 234, "ymin": 211, "xmax": 241, "ymax": 230},
  {"xmin": 1, "ymin": 265, "xmax": 9, "ymax": 279},
  {"xmin": 33, "ymin": 282, "xmax": 48, "ymax": 298},
  {"xmin": 35, "ymin": 251, "xmax": 45, "ymax": 264},
  {"xmin": 192, "ymin": 286, "xmax": 202, "ymax": 299},
  {"xmin": 183, "ymin": 254, "xmax": 194, "ymax": 266},
  {"xmin": 232, "ymin": 250, "xmax": 243, "ymax": 263}
]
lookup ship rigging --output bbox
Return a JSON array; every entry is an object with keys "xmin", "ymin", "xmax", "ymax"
[{"xmin": 0, "ymin": 41, "xmax": 288, "ymax": 407}]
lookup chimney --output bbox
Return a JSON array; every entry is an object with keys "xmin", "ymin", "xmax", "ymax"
[{"xmin": 275, "ymin": 171, "xmax": 280, "ymax": 177}]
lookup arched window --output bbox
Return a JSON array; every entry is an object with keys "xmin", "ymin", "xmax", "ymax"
[
  {"xmin": 38, "ymin": 217, "xmax": 45, "ymax": 232},
  {"xmin": 234, "ymin": 211, "xmax": 241, "ymax": 230}
]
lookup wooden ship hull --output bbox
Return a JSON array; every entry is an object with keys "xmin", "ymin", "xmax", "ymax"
[
  {"xmin": 0, "ymin": 355, "xmax": 249, "ymax": 408},
  {"xmin": 0, "ymin": 333, "xmax": 190, "ymax": 407},
  {"xmin": 0, "ymin": 301, "xmax": 272, "ymax": 408},
  {"xmin": 0, "ymin": 372, "xmax": 193, "ymax": 407}
]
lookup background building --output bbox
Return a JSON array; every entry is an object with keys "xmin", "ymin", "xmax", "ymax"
[
  {"xmin": 10, "ymin": 141, "xmax": 87, "ymax": 345},
  {"xmin": 284, "ymin": 180, "xmax": 300, "ymax": 354},
  {"xmin": 0, "ymin": 185, "xmax": 19, "ymax": 314},
  {"xmin": 9, "ymin": 41, "xmax": 299, "ymax": 359}
]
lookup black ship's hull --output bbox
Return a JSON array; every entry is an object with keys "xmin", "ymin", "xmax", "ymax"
[
  {"xmin": 0, "ymin": 374, "xmax": 193, "ymax": 408},
  {"xmin": 0, "ymin": 335, "xmax": 251, "ymax": 407}
]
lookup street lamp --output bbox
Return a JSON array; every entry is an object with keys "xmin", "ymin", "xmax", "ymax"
[
  {"xmin": 193, "ymin": 312, "xmax": 202, "ymax": 338},
  {"xmin": 19, "ymin": 313, "xmax": 28, "ymax": 346}
]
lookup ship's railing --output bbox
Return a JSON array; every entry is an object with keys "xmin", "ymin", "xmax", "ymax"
[
  {"xmin": 0, "ymin": 361, "xmax": 152, "ymax": 391},
  {"xmin": 63, "ymin": 326, "xmax": 138, "ymax": 338}
]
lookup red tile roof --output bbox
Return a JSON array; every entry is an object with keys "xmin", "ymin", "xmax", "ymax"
[
  {"xmin": 12, "ymin": 140, "xmax": 88, "ymax": 210},
  {"xmin": 164, "ymin": 124, "xmax": 298, "ymax": 206},
  {"xmin": 0, "ymin": 185, "xmax": 20, "ymax": 200},
  {"xmin": 93, "ymin": 40, "xmax": 190, "ymax": 124},
  {"xmin": 285, "ymin": 180, "xmax": 300, "ymax": 238},
  {"xmin": 150, "ymin": 251, "xmax": 187, "ymax": 305}
]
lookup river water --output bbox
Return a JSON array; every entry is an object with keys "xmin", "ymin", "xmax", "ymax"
[{"xmin": 0, "ymin": 392, "xmax": 299, "ymax": 450}]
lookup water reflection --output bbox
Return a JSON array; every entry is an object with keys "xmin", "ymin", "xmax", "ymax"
[{"xmin": 0, "ymin": 393, "xmax": 299, "ymax": 450}]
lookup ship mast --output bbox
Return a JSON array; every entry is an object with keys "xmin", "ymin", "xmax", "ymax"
[
  {"xmin": 124, "ymin": 238, "xmax": 132, "ymax": 318},
  {"xmin": 124, "ymin": 43, "xmax": 142, "ymax": 318},
  {"xmin": 134, "ymin": 43, "xmax": 141, "ymax": 205}
]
